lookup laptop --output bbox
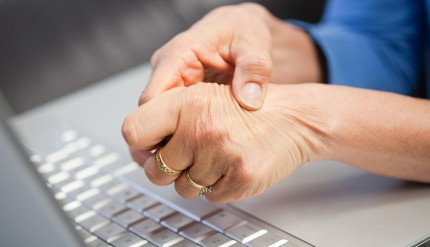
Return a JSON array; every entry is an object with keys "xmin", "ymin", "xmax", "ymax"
[{"xmin": 2, "ymin": 63, "xmax": 430, "ymax": 247}]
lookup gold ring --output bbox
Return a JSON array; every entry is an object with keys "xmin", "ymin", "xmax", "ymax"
[
  {"xmin": 155, "ymin": 148, "xmax": 182, "ymax": 176},
  {"xmin": 186, "ymin": 171, "xmax": 213, "ymax": 197}
]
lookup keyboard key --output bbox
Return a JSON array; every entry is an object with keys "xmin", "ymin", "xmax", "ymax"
[
  {"xmin": 75, "ymin": 225, "xmax": 98, "ymax": 243},
  {"xmin": 94, "ymin": 222, "xmax": 126, "ymax": 243},
  {"xmin": 161, "ymin": 213, "xmax": 195, "ymax": 232},
  {"xmin": 38, "ymin": 162, "xmax": 56, "ymax": 174},
  {"xmin": 48, "ymin": 171, "xmax": 70, "ymax": 184},
  {"xmin": 144, "ymin": 204, "xmax": 176, "ymax": 222},
  {"xmin": 179, "ymin": 223, "xmax": 215, "ymax": 242},
  {"xmin": 170, "ymin": 239, "xmax": 200, "ymax": 247},
  {"xmin": 199, "ymin": 233, "xmax": 237, "ymax": 247},
  {"xmin": 52, "ymin": 176, "xmax": 75, "ymax": 189},
  {"xmin": 68, "ymin": 137, "xmax": 91, "ymax": 150},
  {"xmin": 87, "ymin": 144, "xmax": 107, "ymax": 157},
  {"xmin": 130, "ymin": 219, "xmax": 163, "ymax": 238},
  {"xmin": 30, "ymin": 153, "xmax": 43, "ymax": 165},
  {"xmin": 60, "ymin": 157, "xmax": 85, "ymax": 171},
  {"xmin": 99, "ymin": 180, "xmax": 122, "ymax": 193},
  {"xmin": 127, "ymin": 196, "xmax": 158, "ymax": 213},
  {"xmin": 106, "ymin": 184, "xmax": 128, "ymax": 196},
  {"xmin": 141, "ymin": 243, "xmax": 157, "ymax": 247},
  {"xmin": 67, "ymin": 206, "xmax": 95, "ymax": 222},
  {"xmin": 100, "ymin": 159, "xmax": 131, "ymax": 173},
  {"xmin": 110, "ymin": 232, "xmax": 147, "ymax": 247},
  {"xmin": 111, "ymin": 186, "xmax": 141, "ymax": 204},
  {"xmin": 113, "ymin": 162, "xmax": 139, "ymax": 176},
  {"xmin": 94, "ymin": 153, "xmax": 121, "ymax": 169},
  {"xmin": 76, "ymin": 187, "xmax": 100, "ymax": 201},
  {"xmin": 61, "ymin": 180, "xmax": 85, "ymax": 193},
  {"xmin": 60, "ymin": 129, "xmax": 78, "ymax": 142},
  {"xmin": 97, "ymin": 200, "xmax": 128, "ymax": 219},
  {"xmin": 66, "ymin": 161, "xmax": 90, "ymax": 175},
  {"xmin": 82, "ymin": 193, "xmax": 110, "ymax": 209},
  {"xmin": 40, "ymin": 168, "xmax": 61, "ymax": 179},
  {"xmin": 113, "ymin": 209, "xmax": 145, "ymax": 228},
  {"xmin": 122, "ymin": 169, "xmax": 218, "ymax": 220},
  {"xmin": 75, "ymin": 166, "xmax": 99, "ymax": 180},
  {"xmin": 203, "ymin": 211, "xmax": 246, "ymax": 232},
  {"xmin": 79, "ymin": 214, "xmax": 110, "ymax": 232},
  {"xmin": 246, "ymin": 232, "xmax": 288, "ymax": 247},
  {"xmin": 86, "ymin": 237, "xmax": 112, "ymax": 247},
  {"xmin": 90, "ymin": 174, "xmax": 115, "ymax": 188},
  {"xmin": 54, "ymin": 191, "xmax": 73, "ymax": 206},
  {"xmin": 46, "ymin": 147, "xmax": 71, "ymax": 164},
  {"xmin": 147, "ymin": 228, "xmax": 184, "ymax": 247},
  {"xmin": 63, "ymin": 200, "xmax": 82, "ymax": 210},
  {"xmin": 228, "ymin": 243, "xmax": 247, "ymax": 247},
  {"xmin": 68, "ymin": 184, "xmax": 94, "ymax": 198},
  {"xmin": 225, "ymin": 223, "xmax": 267, "ymax": 244}
]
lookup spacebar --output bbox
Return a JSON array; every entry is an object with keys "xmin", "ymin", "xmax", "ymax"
[{"xmin": 120, "ymin": 168, "xmax": 219, "ymax": 221}]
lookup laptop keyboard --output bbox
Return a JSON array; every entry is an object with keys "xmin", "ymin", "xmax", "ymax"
[{"xmin": 26, "ymin": 128, "xmax": 306, "ymax": 247}]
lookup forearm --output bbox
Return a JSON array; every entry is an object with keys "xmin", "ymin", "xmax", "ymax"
[
  {"xmin": 296, "ymin": 84, "xmax": 430, "ymax": 183},
  {"xmin": 267, "ymin": 17, "xmax": 323, "ymax": 84}
]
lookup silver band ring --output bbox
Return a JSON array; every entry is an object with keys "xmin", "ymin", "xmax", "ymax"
[
  {"xmin": 186, "ymin": 171, "xmax": 213, "ymax": 197},
  {"xmin": 155, "ymin": 148, "xmax": 182, "ymax": 176}
]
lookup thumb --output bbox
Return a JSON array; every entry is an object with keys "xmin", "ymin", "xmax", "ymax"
[
  {"xmin": 122, "ymin": 88, "xmax": 183, "ymax": 150},
  {"xmin": 232, "ymin": 53, "xmax": 272, "ymax": 110}
]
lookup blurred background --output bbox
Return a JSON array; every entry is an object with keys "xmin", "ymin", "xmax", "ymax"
[{"xmin": 0, "ymin": 0, "xmax": 326, "ymax": 113}]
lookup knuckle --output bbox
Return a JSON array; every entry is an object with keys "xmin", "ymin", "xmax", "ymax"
[
  {"xmin": 121, "ymin": 114, "xmax": 139, "ymax": 147},
  {"xmin": 174, "ymin": 182, "xmax": 195, "ymax": 199},
  {"xmin": 205, "ymin": 194, "xmax": 229, "ymax": 205},
  {"xmin": 144, "ymin": 165, "xmax": 165, "ymax": 186},
  {"xmin": 239, "ymin": 55, "xmax": 273, "ymax": 78},
  {"xmin": 150, "ymin": 49, "xmax": 161, "ymax": 67},
  {"xmin": 138, "ymin": 94, "xmax": 146, "ymax": 106},
  {"xmin": 238, "ymin": 2, "xmax": 268, "ymax": 15},
  {"xmin": 139, "ymin": 83, "xmax": 158, "ymax": 105},
  {"xmin": 210, "ymin": 5, "xmax": 236, "ymax": 15},
  {"xmin": 233, "ymin": 161, "xmax": 255, "ymax": 185}
]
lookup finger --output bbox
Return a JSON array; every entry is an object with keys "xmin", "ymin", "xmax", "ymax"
[
  {"xmin": 204, "ymin": 177, "xmax": 237, "ymax": 204},
  {"xmin": 231, "ymin": 34, "xmax": 272, "ymax": 110},
  {"xmin": 139, "ymin": 52, "xmax": 204, "ymax": 106},
  {"xmin": 129, "ymin": 147, "xmax": 152, "ymax": 166},
  {"xmin": 122, "ymin": 88, "xmax": 182, "ymax": 151},
  {"xmin": 174, "ymin": 143, "xmax": 237, "ymax": 199},
  {"xmin": 174, "ymin": 167, "xmax": 222, "ymax": 199},
  {"xmin": 205, "ymin": 173, "xmax": 253, "ymax": 204},
  {"xmin": 143, "ymin": 132, "xmax": 194, "ymax": 186},
  {"xmin": 139, "ymin": 38, "xmax": 233, "ymax": 106}
]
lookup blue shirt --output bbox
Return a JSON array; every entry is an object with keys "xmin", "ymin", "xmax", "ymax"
[{"xmin": 299, "ymin": 0, "xmax": 429, "ymax": 98}]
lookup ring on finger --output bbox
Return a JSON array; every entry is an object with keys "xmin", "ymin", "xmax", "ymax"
[
  {"xmin": 155, "ymin": 148, "xmax": 182, "ymax": 176},
  {"xmin": 186, "ymin": 170, "xmax": 213, "ymax": 197}
]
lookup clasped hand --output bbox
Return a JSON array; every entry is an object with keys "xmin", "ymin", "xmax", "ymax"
[
  {"xmin": 122, "ymin": 3, "xmax": 327, "ymax": 204},
  {"xmin": 122, "ymin": 83, "xmax": 326, "ymax": 204}
]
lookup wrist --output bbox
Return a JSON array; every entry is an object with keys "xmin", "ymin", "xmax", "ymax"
[{"xmin": 267, "ymin": 83, "xmax": 336, "ymax": 164}]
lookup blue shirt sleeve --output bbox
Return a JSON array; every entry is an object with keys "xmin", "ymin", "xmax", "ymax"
[{"xmin": 291, "ymin": 0, "xmax": 426, "ymax": 96}]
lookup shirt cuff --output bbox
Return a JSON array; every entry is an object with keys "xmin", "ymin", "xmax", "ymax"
[{"xmin": 287, "ymin": 20, "xmax": 417, "ymax": 94}]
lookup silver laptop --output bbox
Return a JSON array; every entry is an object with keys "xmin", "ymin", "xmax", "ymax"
[{"xmin": 3, "ymin": 63, "xmax": 430, "ymax": 247}]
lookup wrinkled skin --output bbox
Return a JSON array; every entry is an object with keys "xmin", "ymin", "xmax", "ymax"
[
  {"xmin": 123, "ymin": 82, "xmax": 327, "ymax": 204},
  {"xmin": 139, "ymin": 3, "xmax": 321, "ymax": 110}
]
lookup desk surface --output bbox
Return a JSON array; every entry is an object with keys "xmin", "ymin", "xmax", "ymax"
[{"xmin": 13, "ymin": 63, "xmax": 430, "ymax": 247}]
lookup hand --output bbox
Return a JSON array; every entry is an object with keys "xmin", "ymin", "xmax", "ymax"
[
  {"xmin": 122, "ymin": 82, "xmax": 328, "ymax": 204},
  {"xmin": 140, "ymin": 3, "xmax": 322, "ymax": 111},
  {"xmin": 140, "ymin": 3, "xmax": 275, "ymax": 110}
]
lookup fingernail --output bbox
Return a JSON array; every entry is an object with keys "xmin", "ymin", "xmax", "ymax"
[{"xmin": 240, "ymin": 82, "xmax": 263, "ymax": 109}]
